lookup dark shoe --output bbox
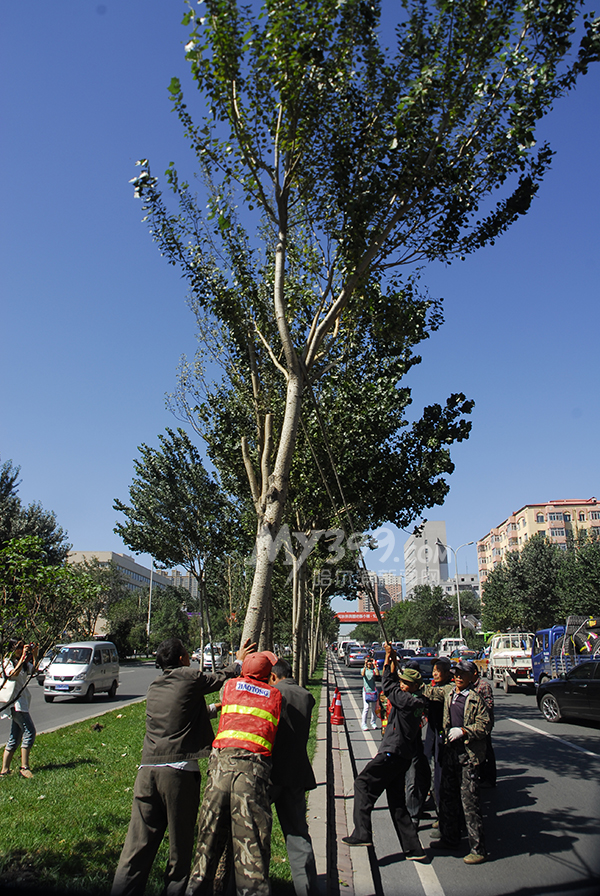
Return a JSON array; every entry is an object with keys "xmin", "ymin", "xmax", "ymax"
[
  {"xmin": 406, "ymin": 849, "xmax": 427, "ymax": 861},
  {"xmin": 342, "ymin": 835, "xmax": 372, "ymax": 847},
  {"xmin": 464, "ymin": 852, "xmax": 487, "ymax": 864},
  {"xmin": 429, "ymin": 839, "xmax": 460, "ymax": 850}
]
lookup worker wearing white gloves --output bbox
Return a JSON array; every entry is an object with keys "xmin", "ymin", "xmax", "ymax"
[{"xmin": 423, "ymin": 660, "xmax": 491, "ymax": 864}]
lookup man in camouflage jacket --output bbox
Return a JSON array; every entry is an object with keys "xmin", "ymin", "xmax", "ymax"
[{"xmin": 424, "ymin": 660, "xmax": 491, "ymax": 864}]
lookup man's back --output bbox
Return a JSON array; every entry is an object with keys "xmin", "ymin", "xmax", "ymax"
[{"xmin": 271, "ymin": 677, "xmax": 316, "ymax": 791}]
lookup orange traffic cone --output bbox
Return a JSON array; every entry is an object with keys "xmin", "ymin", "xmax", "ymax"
[
  {"xmin": 329, "ymin": 687, "xmax": 340, "ymax": 715},
  {"xmin": 331, "ymin": 690, "xmax": 345, "ymax": 726}
]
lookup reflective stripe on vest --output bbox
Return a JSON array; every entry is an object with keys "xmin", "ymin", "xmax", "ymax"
[
  {"xmin": 220, "ymin": 703, "xmax": 279, "ymax": 727},
  {"xmin": 214, "ymin": 729, "xmax": 273, "ymax": 751}
]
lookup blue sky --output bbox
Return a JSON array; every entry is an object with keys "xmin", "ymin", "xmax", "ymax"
[{"xmin": 2, "ymin": 1, "xmax": 599, "ymax": 609}]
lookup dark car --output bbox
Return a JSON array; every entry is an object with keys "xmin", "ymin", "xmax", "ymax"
[
  {"xmin": 536, "ymin": 660, "xmax": 600, "ymax": 723},
  {"xmin": 372, "ymin": 649, "xmax": 387, "ymax": 672},
  {"xmin": 402, "ymin": 656, "xmax": 436, "ymax": 683},
  {"xmin": 417, "ymin": 646, "xmax": 438, "ymax": 657},
  {"xmin": 397, "ymin": 648, "xmax": 417, "ymax": 658}
]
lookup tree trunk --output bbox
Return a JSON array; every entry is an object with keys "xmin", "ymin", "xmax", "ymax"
[{"xmin": 241, "ymin": 371, "xmax": 305, "ymax": 646}]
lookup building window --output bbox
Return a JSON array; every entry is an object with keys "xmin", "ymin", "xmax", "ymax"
[
  {"xmin": 549, "ymin": 513, "xmax": 563, "ymax": 521},
  {"xmin": 564, "ymin": 513, "xmax": 571, "ymax": 522},
  {"xmin": 592, "ymin": 527, "xmax": 600, "ymax": 537},
  {"xmin": 550, "ymin": 528, "xmax": 565, "ymax": 537},
  {"xmin": 536, "ymin": 514, "xmax": 544, "ymax": 523},
  {"xmin": 591, "ymin": 512, "xmax": 600, "ymax": 520},
  {"xmin": 579, "ymin": 512, "xmax": 586, "ymax": 522}
]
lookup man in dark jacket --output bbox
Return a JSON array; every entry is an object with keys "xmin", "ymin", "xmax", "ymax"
[
  {"xmin": 111, "ymin": 637, "xmax": 253, "ymax": 896},
  {"xmin": 269, "ymin": 658, "xmax": 318, "ymax": 896},
  {"xmin": 342, "ymin": 643, "xmax": 427, "ymax": 860}
]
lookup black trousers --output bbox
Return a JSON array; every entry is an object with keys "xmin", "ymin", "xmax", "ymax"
[
  {"xmin": 352, "ymin": 752, "xmax": 422, "ymax": 853},
  {"xmin": 111, "ymin": 766, "xmax": 201, "ymax": 896}
]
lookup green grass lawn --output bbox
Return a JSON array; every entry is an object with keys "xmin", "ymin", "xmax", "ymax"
[{"xmin": 0, "ymin": 658, "xmax": 323, "ymax": 895}]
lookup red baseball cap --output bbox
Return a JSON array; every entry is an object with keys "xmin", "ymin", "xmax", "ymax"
[{"xmin": 242, "ymin": 652, "xmax": 274, "ymax": 682}]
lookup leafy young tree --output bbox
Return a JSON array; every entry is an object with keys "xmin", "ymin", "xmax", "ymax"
[
  {"xmin": 0, "ymin": 536, "xmax": 97, "ymax": 700},
  {"xmin": 69, "ymin": 556, "xmax": 130, "ymax": 640},
  {"xmin": 0, "ymin": 458, "xmax": 70, "ymax": 564},
  {"xmin": 132, "ymin": 0, "xmax": 600, "ymax": 643},
  {"xmin": 114, "ymin": 428, "xmax": 245, "ymax": 663}
]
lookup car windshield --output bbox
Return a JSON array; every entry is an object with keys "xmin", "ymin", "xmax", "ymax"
[{"xmin": 54, "ymin": 647, "xmax": 92, "ymax": 665}]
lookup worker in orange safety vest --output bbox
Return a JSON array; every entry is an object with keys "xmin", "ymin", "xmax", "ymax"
[{"xmin": 186, "ymin": 651, "xmax": 283, "ymax": 896}]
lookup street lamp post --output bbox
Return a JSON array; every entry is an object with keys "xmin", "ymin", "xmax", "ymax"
[
  {"xmin": 438, "ymin": 540, "xmax": 474, "ymax": 641},
  {"xmin": 147, "ymin": 560, "xmax": 154, "ymax": 654}
]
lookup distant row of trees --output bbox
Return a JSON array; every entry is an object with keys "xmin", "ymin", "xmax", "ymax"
[
  {"xmin": 481, "ymin": 532, "xmax": 600, "ymax": 632},
  {"xmin": 349, "ymin": 585, "xmax": 482, "ymax": 647}
]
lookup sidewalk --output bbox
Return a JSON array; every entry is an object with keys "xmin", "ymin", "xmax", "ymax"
[{"xmin": 307, "ymin": 655, "xmax": 376, "ymax": 896}]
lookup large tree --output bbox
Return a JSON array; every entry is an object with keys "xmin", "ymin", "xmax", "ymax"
[{"xmin": 132, "ymin": 0, "xmax": 600, "ymax": 643}]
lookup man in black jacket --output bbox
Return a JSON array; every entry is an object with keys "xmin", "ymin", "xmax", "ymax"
[
  {"xmin": 269, "ymin": 658, "xmax": 318, "ymax": 896},
  {"xmin": 111, "ymin": 637, "xmax": 254, "ymax": 896},
  {"xmin": 342, "ymin": 643, "xmax": 427, "ymax": 860}
]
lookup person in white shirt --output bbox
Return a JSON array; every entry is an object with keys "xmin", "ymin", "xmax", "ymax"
[{"xmin": 1, "ymin": 639, "xmax": 39, "ymax": 778}]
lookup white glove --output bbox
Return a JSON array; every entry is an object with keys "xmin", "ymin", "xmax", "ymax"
[{"xmin": 448, "ymin": 727, "xmax": 464, "ymax": 742}]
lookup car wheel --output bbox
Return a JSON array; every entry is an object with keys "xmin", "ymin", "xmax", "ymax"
[
  {"xmin": 84, "ymin": 684, "xmax": 95, "ymax": 703},
  {"xmin": 540, "ymin": 693, "xmax": 561, "ymax": 722},
  {"xmin": 44, "ymin": 695, "xmax": 54, "ymax": 703},
  {"xmin": 108, "ymin": 680, "xmax": 118, "ymax": 699}
]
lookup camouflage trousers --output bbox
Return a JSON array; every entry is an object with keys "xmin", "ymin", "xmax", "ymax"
[
  {"xmin": 439, "ymin": 743, "xmax": 486, "ymax": 856},
  {"xmin": 186, "ymin": 748, "xmax": 272, "ymax": 896}
]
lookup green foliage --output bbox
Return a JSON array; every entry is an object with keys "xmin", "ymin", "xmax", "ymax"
[
  {"xmin": 114, "ymin": 428, "xmax": 240, "ymax": 574},
  {"xmin": 0, "ymin": 536, "xmax": 99, "ymax": 678},
  {"xmin": 557, "ymin": 532, "xmax": 600, "ymax": 616},
  {"xmin": 0, "ymin": 457, "xmax": 70, "ymax": 565},
  {"xmin": 348, "ymin": 623, "xmax": 381, "ymax": 643},
  {"xmin": 69, "ymin": 557, "xmax": 130, "ymax": 641},
  {"xmin": 105, "ymin": 585, "xmax": 192, "ymax": 658},
  {"xmin": 482, "ymin": 533, "xmax": 565, "ymax": 630}
]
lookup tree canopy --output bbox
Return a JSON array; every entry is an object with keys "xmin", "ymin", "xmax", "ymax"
[
  {"xmin": 481, "ymin": 532, "xmax": 600, "ymax": 631},
  {"xmin": 131, "ymin": 0, "xmax": 600, "ymax": 643}
]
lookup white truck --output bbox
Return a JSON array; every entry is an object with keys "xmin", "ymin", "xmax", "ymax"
[
  {"xmin": 438, "ymin": 637, "xmax": 467, "ymax": 657},
  {"xmin": 487, "ymin": 632, "xmax": 535, "ymax": 692}
]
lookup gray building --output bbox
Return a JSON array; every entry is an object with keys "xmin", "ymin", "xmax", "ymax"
[
  {"xmin": 68, "ymin": 551, "xmax": 172, "ymax": 592},
  {"xmin": 403, "ymin": 521, "xmax": 449, "ymax": 597}
]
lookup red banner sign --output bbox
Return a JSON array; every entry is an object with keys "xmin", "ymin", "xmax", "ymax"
[{"xmin": 335, "ymin": 612, "xmax": 379, "ymax": 622}]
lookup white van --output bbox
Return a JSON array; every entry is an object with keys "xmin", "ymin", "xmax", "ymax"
[
  {"xmin": 438, "ymin": 637, "xmax": 467, "ymax": 657},
  {"xmin": 203, "ymin": 643, "xmax": 225, "ymax": 671},
  {"xmin": 43, "ymin": 641, "xmax": 120, "ymax": 703},
  {"xmin": 404, "ymin": 639, "xmax": 422, "ymax": 653}
]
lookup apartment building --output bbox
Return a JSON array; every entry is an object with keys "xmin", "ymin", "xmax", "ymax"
[
  {"xmin": 477, "ymin": 497, "xmax": 600, "ymax": 585},
  {"xmin": 358, "ymin": 573, "xmax": 404, "ymax": 613}
]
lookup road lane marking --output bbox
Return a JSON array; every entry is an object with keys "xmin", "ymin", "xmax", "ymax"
[
  {"xmin": 337, "ymin": 664, "xmax": 447, "ymax": 896},
  {"xmin": 508, "ymin": 718, "xmax": 600, "ymax": 758}
]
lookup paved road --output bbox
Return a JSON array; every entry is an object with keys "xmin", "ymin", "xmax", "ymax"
[
  {"xmin": 333, "ymin": 658, "xmax": 600, "ymax": 896},
  {"xmin": 0, "ymin": 661, "xmax": 160, "ymax": 745}
]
